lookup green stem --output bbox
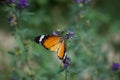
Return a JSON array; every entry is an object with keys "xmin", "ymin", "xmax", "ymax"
[
  {"xmin": 15, "ymin": 11, "xmax": 31, "ymax": 69},
  {"xmin": 65, "ymin": 69, "xmax": 68, "ymax": 80}
]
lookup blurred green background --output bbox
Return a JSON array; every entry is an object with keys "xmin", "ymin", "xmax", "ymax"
[{"xmin": 0, "ymin": 0, "xmax": 120, "ymax": 80}]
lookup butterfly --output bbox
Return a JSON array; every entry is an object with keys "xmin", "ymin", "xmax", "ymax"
[
  {"xmin": 34, "ymin": 35, "xmax": 67, "ymax": 63},
  {"xmin": 34, "ymin": 30, "xmax": 73, "ymax": 65}
]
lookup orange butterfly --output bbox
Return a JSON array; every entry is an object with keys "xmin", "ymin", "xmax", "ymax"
[
  {"xmin": 34, "ymin": 30, "xmax": 73, "ymax": 65},
  {"xmin": 34, "ymin": 35, "xmax": 67, "ymax": 62}
]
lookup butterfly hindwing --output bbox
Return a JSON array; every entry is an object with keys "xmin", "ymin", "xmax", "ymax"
[
  {"xmin": 50, "ymin": 42, "xmax": 61, "ymax": 52},
  {"xmin": 57, "ymin": 40, "xmax": 66, "ymax": 60}
]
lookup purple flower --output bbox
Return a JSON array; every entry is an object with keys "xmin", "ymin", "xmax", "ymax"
[
  {"xmin": 52, "ymin": 30, "xmax": 64, "ymax": 36},
  {"xmin": 5, "ymin": 0, "xmax": 15, "ymax": 5},
  {"xmin": 17, "ymin": 0, "xmax": 28, "ymax": 10},
  {"xmin": 52, "ymin": 31, "xmax": 58, "ymax": 36},
  {"xmin": 52, "ymin": 30, "xmax": 74, "ymax": 39},
  {"xmin": 58, "ymin": 56, "xmax": 71, "ymax": 73},
  {"xmin": 63, "ymin": 56, "xmax": 71, "ymax": 68},
  {"xmin": 65, "ymin": 30, "xmax": 74, "ymax": 39},
  {"xmin": 68, "ymin": 31, "xmax": 74, "ymax": 38},
  {"xmin": 112, "ymin": 63, "xmax": 120, "ymax": 71}
]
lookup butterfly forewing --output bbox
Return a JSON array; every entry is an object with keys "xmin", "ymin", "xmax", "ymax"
[{"xmin": 42, "ymin": 36, "xmax": 61, "ymax": 49}]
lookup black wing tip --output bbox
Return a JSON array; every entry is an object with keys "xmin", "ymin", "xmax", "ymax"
[{"xmin": 34, "ymin": 35, "xmax": 41, "ymax": 44}]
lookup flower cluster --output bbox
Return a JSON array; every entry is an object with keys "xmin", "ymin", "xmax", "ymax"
[
  {"xmin": 17, "ymin": 0, "xmax": 29, "ymax": 10},
  {"xmin": 52, "ymin": 30, "xmax": 74, "ymax": 39},
  {"xmin": 5, "ymin": 0, "xmax": 29, "ymax": 26},
  {"xmin": 112, "ymin": 63, "xmax": 120, "ymax": 71},
  {"xmin": 63, "ymin": 56, "xmax": 71, "ymax": 68},
  {"xmin": 5, "ymin": 0, "xmax": 29, "ymax": 10},
  {"xmin": 65, "ymin": 30, "xmax": 74, "ymax": 39},
  {"xmin": 58, "ymin": 56, "xmax": 71, "ymax": 73},
  {"xmin": 5, "ymin": 0, "xmax": 15, "ymax": 5},
  {"xmin": 52, "ymin": 30, "xmax": 64, "ymax": 36}
]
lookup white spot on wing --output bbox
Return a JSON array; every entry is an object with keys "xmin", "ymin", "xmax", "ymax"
[
  {"xmin": 63, "ymin": 52, "xmax": 66, "ymax": 61},
  {"xmin": 39, "ymin": 35, "xmax": 45, "ymax": 42}
]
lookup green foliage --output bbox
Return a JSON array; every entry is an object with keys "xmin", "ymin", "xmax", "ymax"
[{"xmin": 0, "ymin": 0, "xmax": 120, "ymax": 80}]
